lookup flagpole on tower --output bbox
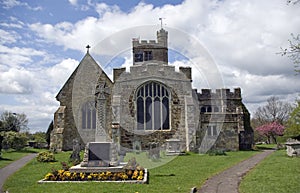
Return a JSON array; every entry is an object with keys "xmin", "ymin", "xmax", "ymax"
[{"xmin": 159, "ymin": 18, "xmax": 163, "ymax": 29}]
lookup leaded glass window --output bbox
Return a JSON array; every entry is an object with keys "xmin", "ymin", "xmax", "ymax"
[
  {"xmin": 81, "ymin": 101, "xmax": 96, "ymax": 129},
  {"xmin": 136, "ymin": 81, "xmax": 170, "ymax": 130}
]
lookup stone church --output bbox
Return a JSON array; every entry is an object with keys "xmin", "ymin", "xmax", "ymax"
[{"xmin": 50, "ymin": 27, "xmax": 253, "ymax": 153}]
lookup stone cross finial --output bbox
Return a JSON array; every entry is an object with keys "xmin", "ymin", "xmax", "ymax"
[{"xmin": 86, "ymin": 45, "xmax": 91, "ymax": 53}]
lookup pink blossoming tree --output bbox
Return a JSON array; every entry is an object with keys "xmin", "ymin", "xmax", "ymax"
[{"xmin": 256, "ymin": 121, "xmax": 285, "ymax": 144}]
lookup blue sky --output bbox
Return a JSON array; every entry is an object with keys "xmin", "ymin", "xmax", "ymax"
[{"xmin": 0, "ymin": 0, "xmax": 299, "ymax": 133}]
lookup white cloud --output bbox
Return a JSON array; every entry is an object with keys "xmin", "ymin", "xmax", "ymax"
[
  {"xmin": 1, "ymin": 0, "xmax": 42, "ymax": 10},
  {"xmin": 0, "ymin": 67, "xmax": 35, "ymax": 94},
  {"xmin": 46, "ymin": 58, "xmax": 78, "ymax": 88},
  {"xmin": 28, "ymin": 0, "xmax": 300, "ymax": 94},
  {"xmin": 2, "ymin": 0, "xmax": 300, "ymax": 131},
  {"xmin": 0, "ymin": 29, "xmax": 20, "ymax": 44},
  {"xmin": 0, "ymin": 45, "xmax": 47, "ymax": 69},
  {"xmin": 68, "ymin": 0, "xmax": 77, "ymax": 6},
  {"xmin": 0, "ymin": 58, "xmax": 78, "ymax": 132}
]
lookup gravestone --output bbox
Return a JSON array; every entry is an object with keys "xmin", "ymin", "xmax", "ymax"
[
  {"xmin": 166, "ymin": 139, "xmax": 182, "ymax": 155},
  {"xmin": 149, "ymin": 142, "xmax": 160, "ymax": 159},
  {"xmin": 133, "ymin": 140, "xmax": 142, "ymax": 154},
  {"xmin": 69, "ymin": 138, "xmax": 81, "ymax": 163},
  {"xmin": 285, "ymin": 139, "xmax": 300, "ymax": 157},
  {"xmin": 80, "ymin": 142, "xmax": 111, "ymax": 167}
]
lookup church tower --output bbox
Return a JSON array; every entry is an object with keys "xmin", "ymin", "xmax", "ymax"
[{"xmin": 132, "ymin": 28, "xmax": 168, "ymax": 65}]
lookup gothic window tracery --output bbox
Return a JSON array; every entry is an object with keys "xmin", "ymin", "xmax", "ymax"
[
  {"xmin": 81, "ymin": 101, "xmax": 96, "ymax": 129},
  {"xmin": 136, "ymin": 81, "xmax": 170, "ymax": 130}
]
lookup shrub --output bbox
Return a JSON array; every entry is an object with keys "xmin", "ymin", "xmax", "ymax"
[
  {"xmin": 36, "ymin": 151, "xmax": 55, "ymax": 162},
  {"xmin": 2, "ymin": 131, "xmax": 28, "ymax": 150}
]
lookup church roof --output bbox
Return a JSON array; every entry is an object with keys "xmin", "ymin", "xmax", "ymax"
[{"xmin": 56, "ymin": 51, "xmax": 112, "ymax": 101}]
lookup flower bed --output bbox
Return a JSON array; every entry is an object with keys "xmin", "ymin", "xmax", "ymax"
[
  {"xmin": 42, "ymin": 169, "xmax": 145, "ymax": 181},
  {"xmin": 39, "ymin": 158, "xmax": 148, "ymax": 183}
]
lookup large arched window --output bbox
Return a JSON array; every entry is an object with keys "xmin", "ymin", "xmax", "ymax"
[
  {"xmin": 136, "ymin": 81, "xmax": 170, "ymax": 130},
  {"xmin": 81, "ymin": 101, "xmax": 96, "ymax": 129}
]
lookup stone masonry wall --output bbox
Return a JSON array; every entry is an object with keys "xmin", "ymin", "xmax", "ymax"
[
  {"xmin": 196, "ymin": 88, "xmax": 253, "ymax": 151},
  {"xmin": 112, "ymin": 62, "xmax": 197, "ymax": 151},
  {"xmin": 53, "ymin": 53, "xmax": 112, "ymax": 150}
]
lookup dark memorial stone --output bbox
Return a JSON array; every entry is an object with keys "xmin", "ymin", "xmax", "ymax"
[{"xmin": 87, "ymin": 142, "xmax": 111, "ymax": 166}]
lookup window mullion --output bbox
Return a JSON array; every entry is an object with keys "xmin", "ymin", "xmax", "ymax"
[
  {"xmin": 143, "ymin": 86, "xmax": 146, "ymax": 131},
  {"xmin": 151, "ymin": 83, "xmax": 154, "ymax": 130}
]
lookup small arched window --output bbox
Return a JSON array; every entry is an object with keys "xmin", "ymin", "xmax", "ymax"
[
  {"xmin": 136, "ymin": 81, "xmax": 170, "ymax": 130},
  {"xmin": 81, "ymin": 101, "xmax": 96, "ymax": 129},
  {"xmin": 207, "ymin": 106, "xmax": 212, "ymax": 112}
]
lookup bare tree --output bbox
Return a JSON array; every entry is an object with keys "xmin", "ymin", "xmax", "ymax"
[
  {"xmin": 254, "ymin": 96, "xmax": 292, "ymax": 125},
  {"xmin": 287, "ymin": 0, "xmax": 300, "ymax": 4},
  {"xmin": 281, "ymin": 34, "xmax": 300, "ymax": 74},
  {"xmin": 281, "ymin": 0, "xmax": 300, "ymax": 74},
  {"xmin": 0, "ymin": 111, "xmax": 28, "ymax": 132}
]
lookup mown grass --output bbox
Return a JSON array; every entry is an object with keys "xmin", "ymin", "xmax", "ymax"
[
  {"xmin": 239, "ymin": 150, "xmax": 300, "ymax": 193},
  {"xmin": 254, "ymin": 143, "xmax": 277, "ymax": 150},
  {"xmin": 0, "ymin": 148, "xmax": 42, "ymax": 168},
  {"xmin": 3, "ymin": 151, "xmax": 257, "ymax": 193}
]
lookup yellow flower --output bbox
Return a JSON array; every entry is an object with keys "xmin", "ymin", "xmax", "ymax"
[
  {"xmin": 137, "ymin": 176, "xmax": 143, "ymax": 180},
  {"xmin": 44, "ymin": 173, "xmax": 54, "ymax": 180},
  {"xmin": 121, "ymin": 174, "xmax": 128, "ymax": 180},
  {"xmin": 139, "ymin": 171, "xmax": 143, "ymax": 176},
  {"xmin": 63, "ymin": 171, "xmax": 71, "ymax": 177},
  {"xmin": 133, "ymin": 170, "xmax": 139, "ymax": 176}
]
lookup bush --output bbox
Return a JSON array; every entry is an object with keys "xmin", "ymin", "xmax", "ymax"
[
  {"xmin": 36, "ymin": 151, "xmax": 55, "ymax": 162},
  {"xmin": 2, "ymin": 131, "xmax": 28, "ymax": 150}
]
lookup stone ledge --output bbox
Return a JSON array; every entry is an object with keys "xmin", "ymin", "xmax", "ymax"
[{"xmin": 69, "ymin": 162, "xmax": 127, "ymax": 173}]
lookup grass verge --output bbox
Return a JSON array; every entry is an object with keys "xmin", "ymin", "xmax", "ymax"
[
  {"xmin": 3, "ymin": 151, "xmax": 257, "ymax": 193},
  {"xmin": 0, "ymin": 148, "xmax": 42, "ymax": 168},
  {"xmin": 239, "ymin": 150, "xmax": 300, "ymax": 193}
]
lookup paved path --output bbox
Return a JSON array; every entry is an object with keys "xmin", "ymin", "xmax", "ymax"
[
  {"xmin": 0, "ymin": 153, "xmax": 37, "ymax": 193},
  {"xmin": 197, "ymin": 150, "xmax": 275, "ymax": 193}
]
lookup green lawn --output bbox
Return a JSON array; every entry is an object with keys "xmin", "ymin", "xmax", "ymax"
[
  {"xmin": 3, "ymin": 151, "xmax": 257, "ymax": 193},
  {"xmin": 239, "ymin": 150, "xmax": 300, "ymax": 193},
  {"xmin": 0, "ymin": 148, "xmax": 42, "ymax": 168},
  {"xmin": 255, "ymin": 143, "xmax": 277, "ymax": 150}
]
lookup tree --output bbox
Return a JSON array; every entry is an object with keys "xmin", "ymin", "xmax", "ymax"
[
  {"xmin": 0, "ymin": 111, "xmax": 28, "ymax": 153},
  {"xmin": 254, "ymin": 96, "xmax": 292, "ymax": 125},
  {"xmin": 256, "ymin": 122, "xmax": 285, "ymax": 144},
  {"xmin": 281, "ymin": 33, "xmax": 300, "ymax": 74},
  {"xmin": 281, "ymin": 0, "xmax": 300, "ymax": 74},
  {"xmin": 285, "ymin": 101, "xmax": 300, "ymax": 139},
  {"xmin": 0, "ymin": 111, "xmax": 28, "ymax": 132}
]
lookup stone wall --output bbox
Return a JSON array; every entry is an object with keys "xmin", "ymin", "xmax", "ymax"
[
  {"xmin": 112, "ymin": 62, "xmax": 197, "ymax": 152},
  {"xmin": 51, "ymin": 53, "xmax": 112, "ymax": 151},
  {"xmin": 196, "ymin": 88, "xmax": 253, "ymax": 151}
]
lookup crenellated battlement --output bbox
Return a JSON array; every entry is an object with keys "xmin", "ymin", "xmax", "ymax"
[
  {"xmin": 198, "ymin": 88, "xmax": 241, "ymax": 99},
  {"xmin": 132, "ymin": 39, "xmax": 163, "ymax": 47},
  {"xmin": 132, "ymin": 28, "xmax": 168, "ymax": 65}
]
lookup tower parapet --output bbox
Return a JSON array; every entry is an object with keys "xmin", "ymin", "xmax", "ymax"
[
  {"xmin": 198, "ymin": 88, "xmax": 242, "ymax": 100},
  {"xmin": 132, "ymin": 29, "xmax": 168, "ymax": 65}
]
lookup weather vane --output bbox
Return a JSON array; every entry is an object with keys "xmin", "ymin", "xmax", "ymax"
[{"xmin": 159, "ymin": 18, "xmax": 165, "ymax": 29}]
